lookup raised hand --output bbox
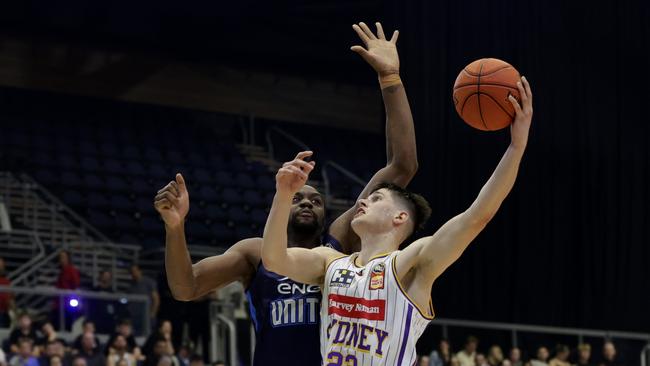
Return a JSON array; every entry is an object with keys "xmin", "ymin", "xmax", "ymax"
[
  {"xmin": 351, "ymin": 22, "xmax": 400, "ymax": 76},
  {"xmin": 154, "ymin": 173, "xmax": 190, "ymax": 229},
  {"xmin": 508, "ymin": 76, "xmax": 533, "ymax": 149},
  {"xmin": 276, "ymin": 151, "xmax": 316, "ymax": 196}
]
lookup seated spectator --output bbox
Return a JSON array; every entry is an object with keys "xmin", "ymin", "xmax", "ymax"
[
  {"xmin": 70, "ymin": 357, "xmax": 86, "ymax": 366},
  {"xmin": 188, "ymin": 355, "xmax": 202, "ymax": 366},
  {"xmin": 530, "ymin": 347, "xmax": 550, "ymax": 366},
  {"xmin": 10, "ymin": 314, "xmax": 39, "ymax": 355},
  {"xmin": 36, "ymin": 322, "xmax": 65, "ymax": 350},
  {"xmin": 142, "ymin": 321, "xmax": 174, "ymax": 360},
  {"xmin": 487, "ymin": 345, "xmax": 504, "ymax": 366},
  {"xmin": 9, "ymin": 338, "xmax": 39, "ymax": 366},
  {"xmin": 418, "ymin": 355, "xmax": 430, "ymax": 366},
  {"xmin": 475, "ymin": 354, "xmax": 489, "ymax": 366},
  {"xmin": 1, "ymin": 348, "xmax": 6, "ymax": 366},
  {"xmin": 72, "ymin": 321, "xmax": 100, "ymax": 352},
  {"xmin": 38, "ymin": 340, "xmax": 68, "ymax": 366},
  {"xmin": 143, "ymin": 338, "xmax": 178, "ymax": 366},
  {"xmin": 599, "ymin": 341, "xmax": 622, "ymax": 366},
  {"xmin": 0, "ymin": 257, "xmax": 15, "ymax": 328},
  {"xmin": 105, "ymin": 320, "xmax": 141, "ymax": 360},
  {"xmin": 575, "ymin": 343, "xmax": 593, "ymax": 366},
  {"xmin": 74, "ymin": 332, "xmax": 104, "ymax": 366},
  {"xmin": 429, "ymin": 339, "xmax": 452, "ymax": 366},
  {"xmin": 548, "ymin": 345, "xmax": 570, "ymax": 366},
  {"xmin": 456, "ymin": 336, "xmax": 479, "ymax": 366},
  {"xmin": 157, "ymin": 357, "xmax": 173, "ymax": 366},
  {"xmin": 508, "ymin": 348, "xmax": 522, "ymax": 366},
  {"xmin": 175, "ymin": 345, "xmax": 191, "ymax": 366},
  {"xmin": 105, "ymin": 335, "xmax": 135, "ymax": 366},
  {"xmin": 48, "ymin": 356, "xmax": 62, "ymax": 366}
]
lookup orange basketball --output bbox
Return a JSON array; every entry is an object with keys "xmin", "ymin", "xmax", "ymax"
[{"xmin": 453, "ymin": 58, "xmax": 521, "ymax": 131}]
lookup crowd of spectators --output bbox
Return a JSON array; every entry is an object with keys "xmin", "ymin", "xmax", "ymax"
[
  {"xmin": 0, "ymin": 314, "xmax": 227, "ymax": 366},
  {"xmin": 419, "ymin": 336, "xmax": 628, "ymax": 366}
]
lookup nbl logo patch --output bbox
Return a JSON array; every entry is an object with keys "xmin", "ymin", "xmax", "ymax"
[
  {"xmin": 330, "ymin": 269, "xmax": 356, "ymax": 288},
  {"xmin": 369, "ymin": 263, "xmax": 385, "ymax": 290}
]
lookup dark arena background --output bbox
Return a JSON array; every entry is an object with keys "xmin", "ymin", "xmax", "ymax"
[{"xmin": 0, "ymin": 1, "xmax": 649, "ymax": 366}]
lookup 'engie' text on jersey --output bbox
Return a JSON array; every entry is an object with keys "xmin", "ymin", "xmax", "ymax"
[{"xmin": 270, "ymin": 283, "xmax": 320, "ymax": 327}]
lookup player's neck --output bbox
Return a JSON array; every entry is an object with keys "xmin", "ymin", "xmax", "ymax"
[
  {"xmin": 356, "ymin": 231, "xmax": 399, "ymax": 266},
  {"xmin": 287, "ymin": 230, "xmax": 320, "ymax": 249}
]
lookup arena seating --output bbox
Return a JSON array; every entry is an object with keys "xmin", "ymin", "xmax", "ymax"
[{"xmin": 1, "ymin": 88, "xmax": 387, "ymax": 250}]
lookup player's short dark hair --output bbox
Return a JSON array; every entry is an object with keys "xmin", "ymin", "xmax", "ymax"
[{"xmin": 371, "ymin": 183, "xmax": 432, "ymax": 233}]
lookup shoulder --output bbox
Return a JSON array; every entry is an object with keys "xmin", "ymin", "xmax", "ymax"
[
  {"xmin": 226, "ymin": 237, "xmax": 262, "ymax": 266},
  {"xmin": 313, "ymin": 247, "xmax": 348, "ymax": 269}
]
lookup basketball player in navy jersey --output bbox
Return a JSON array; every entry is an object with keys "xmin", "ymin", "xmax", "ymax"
[
  {"xmin": 261, "ymin": 78, "xmax": 533, "ymax": 364},
  {"xmin": 154, "ymin": 22, "xmax": 417, "ymax": 365}
]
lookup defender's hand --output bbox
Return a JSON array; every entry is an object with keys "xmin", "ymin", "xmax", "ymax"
[
  {"xmin": 154, "ymin": 173, "xmax": 190, "ymax": 229},
  {"xmin": 276, "ymin": 151, "xmax": 315, "ymax": 197},
  {"xmin": 351, "ymin": 22, "xmax": 400, "ymax": 77},
  {"xmin": 508, "ymin": 76, "xmax": 533, "ymax": 150}
]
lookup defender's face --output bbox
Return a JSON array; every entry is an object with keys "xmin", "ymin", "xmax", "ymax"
[
  {"xmin": 289, "ymin": 185, "xmax": 325, "ymax": 230},
  {"xmin": 351, "ymin": 189, "xmax": 404, "ymax": 234}
]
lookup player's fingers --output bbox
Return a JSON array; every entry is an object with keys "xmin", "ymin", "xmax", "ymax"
[
  {"xmin": 359, "ymin": 22, "xmax": 377, "ymax": 40},
  {"xmin": 176, "ymin": 173, "xmax": 187, "ymax": 192},
  {"xmin": 289, "ymin": 159, "xmax": 315, "ymax": 173},
  {"xmin": 375, "ymin": 22, "xmax": 386, "ymax": 39},
  {"xmin": 154, "ymin": 198, "xmax": 172, "ymax": 210},
  {"xmin": 390, "ymin": 30, "xmax": 399, "ymax": 44},
  {"xmin": 352, "ymin": 24, "xmax": 370, "ymax": 44},
  {"xmin": 293, "ymin": 151, "xmax": 313, "ymax": 161},
  {"xmin": 508, "ymin": 95, "xmax": 523, "ymax": 115},
  {"xmin": 350, "ymin": 45, "xmax": 370, "ymax": 59},
  {"xmin": 287, "ymin": 165, "xmax": 308, "ymax": 180},
  {"xmin": 157, "ymin": 181, "xmax": 174, "ymax": 195},
  {"xmin": 169, "ymin": 181, "xmax": 180, "ymax": 197},
  {"xmin": 522, "ymin": 76, "xmax": 532, "ymax": 102},
  {"xmin": 516, "ymin": 80, "xmax": 527, "ymax": 103},
  {"xmin": 155, "ymin": 191, "xmax": 179, "ymax": 206}
]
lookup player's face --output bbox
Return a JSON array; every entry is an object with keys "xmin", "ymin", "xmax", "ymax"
[
  {"xmin": 351, "ymin": 189, "xmax": 408, "ymax": 235},
  {"xmin": 289, "ymin": 185, "xmax": 325, "ymax": 232}
]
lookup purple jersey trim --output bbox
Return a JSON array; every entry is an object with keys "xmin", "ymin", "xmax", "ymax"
[{"xmin": 396, "ymin": 304, "xmax": 414, "ymax": 366}]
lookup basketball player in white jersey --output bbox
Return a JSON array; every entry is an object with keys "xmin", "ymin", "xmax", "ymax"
[{"xmin": 261, "ymin": 72, "xmax": 533, "ymax": 364}]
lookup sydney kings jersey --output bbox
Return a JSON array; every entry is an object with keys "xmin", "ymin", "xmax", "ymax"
[{"xmin": 320, "ymin": 252, "xmax": 434, "ymax": 366}]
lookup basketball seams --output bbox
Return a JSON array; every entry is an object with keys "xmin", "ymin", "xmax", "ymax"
[
  {"xmin": 454, "ymin": 59, "xmax": 519, "ymax": 131},
  {"xmin": 476, "ymin": 62, "xmax": 490, "ymax": 130},
  {"xmin": 480, "ymin": 93, "xmax": 515, "ymax": 119},
  {"xmin": 454, "ymin": 82, "xmax": 519, "ymax": 90},
  {"xmin": 463, "ymin": 64, "xmax": 512, "ymax": 77}
]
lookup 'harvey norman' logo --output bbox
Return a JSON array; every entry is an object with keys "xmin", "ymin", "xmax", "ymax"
[{"xmin": 328, "ymin": 294, "xmax": 385, "ymax": 321}]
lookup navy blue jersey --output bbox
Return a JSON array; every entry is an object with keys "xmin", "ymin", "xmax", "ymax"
[{"xmin": 245, "ymin": 235, "xmax": 342, "ymax": 366}]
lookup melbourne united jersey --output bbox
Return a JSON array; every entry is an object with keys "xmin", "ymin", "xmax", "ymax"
[
  {"xmin": 245, "ymin": 235, "xmax": 342, "ymax": 366},
  {"xmin": 320, "ymin": 252, "xmax": 434, "ymax": 366}
]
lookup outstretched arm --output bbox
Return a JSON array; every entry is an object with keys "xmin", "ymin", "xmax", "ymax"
[
  {"xmin": 261, "ymin": 151, "xmax": 337, "ymax": 284},
  {"xmin": 328, "ymin": 22, "xmax": 418, "ymax": 253},
  {"xmin": 399, "ymin": 77, "xmax": 534, "ymax": 281},
  {"xmin": 155, "ymin": 174, "xmax": 258, "ymax": 301}
]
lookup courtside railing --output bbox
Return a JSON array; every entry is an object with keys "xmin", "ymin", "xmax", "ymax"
[{"xmin": 0, "ymin": 285, "xmax": 150, "ymax": 335}]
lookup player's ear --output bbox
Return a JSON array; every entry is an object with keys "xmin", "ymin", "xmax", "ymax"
[{"xmin": 393, "ymin": 211, "xmax": 409, "ymax": 226}]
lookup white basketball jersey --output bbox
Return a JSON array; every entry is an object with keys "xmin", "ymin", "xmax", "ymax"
[{"xmin": 320, "ymin": 252, "xmax": 434, "ymax": 366}]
